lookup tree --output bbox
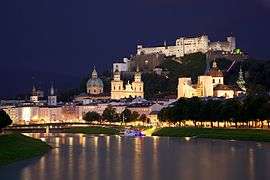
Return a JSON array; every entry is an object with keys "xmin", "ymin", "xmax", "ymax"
[
  {"xmin": 258, "ymin": 101, "xmax": 270, "ymax": 128},
  {"xmin": 102, "ymin": 106, "xmax": 119, "ymax": 123},
  {"xmin": 220, "ymin": 99, "xmax": 242, "ymax": 128},
  {"xmin": 0, "ymin": 110, "xmax": 12, "ymax": 132},
  {"xmin": 242, "ymin": 95, "xmax": 269, "ymax": 127},
  {"xmin": 121, "ymin": 108, "xmax": 132, "ymax": 123},
  {"xmin": 83, "ymin": 111, "xmax": 101, "ymax": 123}
]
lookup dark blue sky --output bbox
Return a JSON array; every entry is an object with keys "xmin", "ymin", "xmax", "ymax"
[{"xmin": 1, "ymin": 0, "xmax": 270, "ymax": 98}]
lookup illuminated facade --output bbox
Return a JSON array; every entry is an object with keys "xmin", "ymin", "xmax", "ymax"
[
  {"xmin": 111, "ymin": 68, "xmax": 144, "ymax": 100},
  {"xmin": 178, "ymin": 61, "xmax": 238, "ymax": 99},
  {"xmin": 137, "ymin": 35, "xmax": 236, "ymax": 58}
]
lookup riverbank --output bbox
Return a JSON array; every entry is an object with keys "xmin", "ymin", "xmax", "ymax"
[
  {"xmin": 63, "ymin": 127, "xmax": 120, "ymax": 135},
  {"xmin": 152, "ymin": 127, "xmax": 270, "ymax": 142},
  {"xmin": 0, "ymin": 133, "xmax": 51, "ymax": 166}
]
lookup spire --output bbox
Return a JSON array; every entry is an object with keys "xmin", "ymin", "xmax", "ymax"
[
  {"xmin": 32, "ymin": 85, "xmax": 37, "ymax": 96},
  {"xmin": 32, "ymin": 85, "xmax": 36, "ymax": 93},
  {"xmin": 50, "ymin": 83, "xmax": 55, "ymax": 96},
  {"xmin": 92, "ymin": 66, "xmax": 98, "ymax": 79},
  {"xmin": 164, "ymin": 40, "xmax": 167, "ymax": 47}
]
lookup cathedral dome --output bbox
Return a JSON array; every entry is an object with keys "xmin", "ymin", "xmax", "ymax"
[
  {"xmin": 87, "ymin": 67, "xmax": 104, "ymax": 94},
  {"xmin": 87, "ymin": 78, "xmax": 104, "ymax": 88}
]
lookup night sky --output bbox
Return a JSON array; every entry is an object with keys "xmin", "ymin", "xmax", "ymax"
[{"xmin": 1, "ymin": 0, "xmax": 270, "ymax": 98}]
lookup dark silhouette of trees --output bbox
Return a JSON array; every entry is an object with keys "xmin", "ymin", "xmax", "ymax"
[
  {"xmin": 158, "ymin": 95, "xmax": 270, "ymax": 128},
  {"xmin": 83, "ymin": 111, "xmax": 102, "ymax": 123},
  {"xmin": 0, "ymin": 110, "xmax": 12, "ymax": 132},
  {"xmin": 102, "ymin": 105, "xmax": 119, "ymax": 123}
]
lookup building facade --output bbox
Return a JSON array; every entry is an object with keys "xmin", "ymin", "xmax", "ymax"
[
  {"xmin": 137, "ymin": 35, "xmax": 236, "ymax": 58},
  {"xmin": 178, "ymin": 61, "xmax": 239, "ymax": 99},
  {"xmin": 111, "ymin": 68, "xmax": 144, "ymax": 100}
]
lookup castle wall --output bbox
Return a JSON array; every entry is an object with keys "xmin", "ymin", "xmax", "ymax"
[{"xmin": 137, "ymin": 35, "xmax": 235, "ymax": 58}]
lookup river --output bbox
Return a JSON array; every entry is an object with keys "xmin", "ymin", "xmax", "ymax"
[{"xmin": 1, "ymin": 133, "xmax": 270, "ymax": 180}]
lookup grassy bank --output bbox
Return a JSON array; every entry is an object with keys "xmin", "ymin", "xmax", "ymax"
[
  {"xmin": 152, "ymin": 127, "xmax": 270, "ymax": 142},
  {"xmin": 0, "ymin": 133, "xmax": 50, "ymax": 166},
  {"xmin": 63, "ymin": 127, "xmax": 120, "ymax": 135}
]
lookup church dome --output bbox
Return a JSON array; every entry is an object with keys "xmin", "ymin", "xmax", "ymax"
[
  {"xmin": 206, "ymin": 61, "xmax": 224, "ymax": 77},
  {"xmin": 86, "ymin": 67, "xmax": 104, "ymax": 94},
  {"xmin": 87, "ymin": 78, "xmax": 104, "ymax": 87}
]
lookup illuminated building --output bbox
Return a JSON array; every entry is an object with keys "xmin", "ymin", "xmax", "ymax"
[
  {"xmin": 111, "ymin": 67, "xmax": 144, "ymax": 100},
  {"xmin": 30, "ymin": 85, "xmax": 39, "ymax": 103},
  {"xmin": 178, "ymin": 61, "xmax": 243, "ymax": 99},
  {"xmin": 86, "ymin": 67, "xmax": 104, "ymax": 95},
  {"xmin": 137, "ymin": 35, "xmax": 236, "ymax": 58},
  {"xmin": 113, "ymin": 58, "xmax": 130, "ymax": 72},
  {"xmin": 48, "ymin": 84, "xmax": 57, "ymax": 106}
]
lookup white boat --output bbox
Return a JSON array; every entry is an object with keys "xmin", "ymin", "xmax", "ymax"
[{"xmin": 124, "ymin": 129, "xmax": 145, "ymax": 137}]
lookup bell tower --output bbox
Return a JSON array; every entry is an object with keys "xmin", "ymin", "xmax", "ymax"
[
  {"xmin": 132, "ymin": 67, "xmax": 144, "ymax": 98},
  {"xmin": 111, "ymin": 66, "xmax": 124, "ymax": 99},
  {"xmin": 48, "ymin": 84, "xmax": 57, "ymax": 106},
  {"xmin": 30, "ymin": 85, "xmax": 39, "ymax": 103}
]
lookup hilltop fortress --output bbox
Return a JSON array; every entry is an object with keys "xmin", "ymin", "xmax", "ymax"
[{"xmin": 137, "ymin": 35, "xmax": 236, "ymax": 58}]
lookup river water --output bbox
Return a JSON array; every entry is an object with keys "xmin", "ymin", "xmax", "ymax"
[{"xmin": 1, "ymin": 133, "xmax": 270, "ymax": 180}]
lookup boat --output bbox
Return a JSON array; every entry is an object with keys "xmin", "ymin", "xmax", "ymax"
[{"xmin": 124, "ymin": 129, "xmax": 145, "ymax": 137}]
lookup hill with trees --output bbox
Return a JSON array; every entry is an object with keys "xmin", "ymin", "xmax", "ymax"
[{"xmin": 56, "ymin": 53, "xmax": 270, "ymax": 101}]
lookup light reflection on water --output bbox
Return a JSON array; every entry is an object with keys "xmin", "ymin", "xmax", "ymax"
[{"xmin": 0, "ymin": 133, "xmax": 270, "ymax": 180}]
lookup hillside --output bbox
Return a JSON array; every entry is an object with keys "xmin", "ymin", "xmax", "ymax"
[
  {"xmin": 143, "ymin": 53, "xmax": 270, "ymax": 98},
  {"xmin": 56, "ymin": 53, "xmax": 270, "ymax": 101}
]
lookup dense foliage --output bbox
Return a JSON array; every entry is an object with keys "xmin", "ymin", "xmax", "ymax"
[
  {"xmin": 0, "ymin": 110, "xmax": 12, "ymax": 130},
  {"xmin": 153, "ymin": 127, "xmax": 270, "ymax": 142},
  {"xmin": 83, "ymin": 111, "xmax": 102, "ymax": 123},
  {"xmin": 158, "ymin": 96, "xmax": 270, "ymax": 128},
  {"xmin": 102, "ymin": 105, "xmax": 120, "ymax": 122},
  {"xmin": 120, "ymin": 108, "xmax": 140, "ymax": 123}
]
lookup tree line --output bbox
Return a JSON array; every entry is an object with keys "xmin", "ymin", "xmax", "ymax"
[
  {"xmin": 158, "ymin": 96, "xmax": 270, "ymax": 128},
  {"xmin": 0, "ymin": 110, "xmax": 12, "ymax": 132},
  {"xmin": 83, "ymin": 105, "xmax": 149, "ymax": 124}
]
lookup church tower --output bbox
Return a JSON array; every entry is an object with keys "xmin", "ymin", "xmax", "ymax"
[
  {"xmin": 30, "ymin": 85, "xmax": 39, "ymax": 103},
  {"xmin": 111, "ymin": 66, "xmax": 124, "ymax": 99},
  {"xmin": 48, "ymin": 84, "xmax": 57, "ymax": 106},
  {"xmin": 132, "ymin": 67, "xmax": 144, "ymax": 98}
]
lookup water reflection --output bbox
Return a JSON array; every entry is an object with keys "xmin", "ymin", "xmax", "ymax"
[
  {"xmin": 1, "ymin": 134, "xmax": 270, "ymax": 180},
  {"xmin": 133, "ymin": 138, "xmax": 143, "ymax": 180}
]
